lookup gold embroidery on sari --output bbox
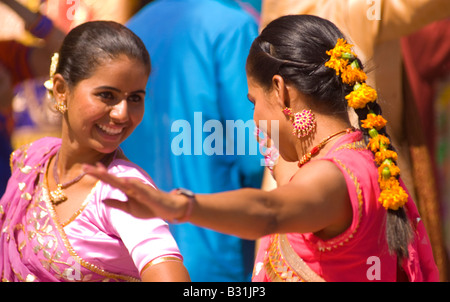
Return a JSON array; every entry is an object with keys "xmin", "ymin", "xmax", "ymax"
[
  {"xmin": 264, "ymin": 234, "xmax": 325, "ymax": 282},
  {"xmin": 334, "ymin": 140, "xmax": 367, "ymax": 152}
]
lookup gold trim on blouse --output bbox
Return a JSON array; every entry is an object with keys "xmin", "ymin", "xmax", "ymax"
[
  {"xmin": 42, "ymin": 159, "xmax": 140, "ymax": 282},
  {"xmin": 140, "ymin": 256, "xmax": 183, "ymax": 276}
]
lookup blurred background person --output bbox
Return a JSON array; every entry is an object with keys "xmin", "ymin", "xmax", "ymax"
[
  {"xmin": 43, "ymin": 0, "xmax": 151, "ymax": 32},
  {"xmin": 121, "ymin": 0, "xmax": 264, "ymax": 281},
  {"xmin": 259, "ymin": 0, "xmax": 450, "ymax": 281},
  {"xmin": 0, "ymin": 0, "xmax": 65, "ymax": 195},
  {"xmin": 401, "ymin": 18, "xmax": 450, "ymax": 278}
]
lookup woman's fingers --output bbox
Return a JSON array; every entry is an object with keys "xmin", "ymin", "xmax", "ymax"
[{"xmin": 84, "ymin": 163, "xmax": 180, "ymax": 220}]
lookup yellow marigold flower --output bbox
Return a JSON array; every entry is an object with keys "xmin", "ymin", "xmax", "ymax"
[
  {"xmin": 345, "ymin": 83, "xmax": 378, "ymax": 109},
  {"xmin": 326, "ymin": 38, "xmax": 355, "ymax": 59},
  {"xmin": 325, "ymin": 56, "xmax": 348, "ymax": 76},
  {"xmin": 361, "ymin": 114, "xmax": 387, "ymax": 130},
  {"xmin": 378, "ymin": 176, "xmax": 397, "ymax": 190},
  {"xmin": 378, "ymin": 181, "xmax": 409, "ymax": 210},
  {"xmin": 341, "ymin": 65, "xmax": 367, "ymax": 85},
  {"xmin": 377, "ymin": 164, "xmax": 401, "ymax": 183},
  {"xmin": 367, "ymin": 134, "xmax": 390, "ymax": 152},
  {"xmin": 374, "ymin": 150, "xmax": 398, "ymax": 166},
  {"xmin": 325, "ymin": 39, "xmax": 357, "ymax": 76}
]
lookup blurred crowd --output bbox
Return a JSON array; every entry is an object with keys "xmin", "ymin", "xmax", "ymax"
[{"xmin": 0, "ymin": 0, "xmax": 449, "ymax": 281}]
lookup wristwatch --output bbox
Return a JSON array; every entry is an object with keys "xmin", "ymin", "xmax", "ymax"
[{"xmin": 172, "ymin": 188, "xmax": 195, "ymax": 223}]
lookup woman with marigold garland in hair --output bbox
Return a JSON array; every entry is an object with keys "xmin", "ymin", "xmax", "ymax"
[{"xmin": 84, "ymin": 15, "xmax": 438, "ymax": 281}]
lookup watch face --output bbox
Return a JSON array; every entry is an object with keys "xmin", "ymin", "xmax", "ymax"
[{"xmin": 176, "ymin": 188, "xmax": 195, "ymax": 197}]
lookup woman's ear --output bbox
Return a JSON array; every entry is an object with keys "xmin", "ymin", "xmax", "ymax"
[
  {"xmin": 271, "ymin": 74, "xmax": 290, "ymax": 109},
  {"xmin": 52, "ymin": 74, "xmax": 68, "ymax": 103},
  {"xmin": 51, "ymin": 74, "xmax": 69, "ymax": 114}
]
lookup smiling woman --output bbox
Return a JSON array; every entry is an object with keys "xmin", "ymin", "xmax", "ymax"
[
  {"xmin": 53, "ymin": 54, "xmax": 147, "ymax": 154},
  {"xmin": 0, "ymin": 21, "xmax": 190, "ymax": 282}
]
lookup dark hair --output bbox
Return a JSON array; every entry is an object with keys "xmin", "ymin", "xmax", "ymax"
[
  {"xmin": 246, "ymin": 15, "xmax": 353, "ymax": 113},
  {"xmin": 55, "ymin": 20, "xmax": 151, "ymax": 88},
  {"xmin": 247, "ymin": 15, "xmax": 413, "ymax": 260}
]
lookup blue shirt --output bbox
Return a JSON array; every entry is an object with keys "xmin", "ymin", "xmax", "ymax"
[{"xmin": 123, "ymin": 0, "xmax": 263, "ymax": 281}]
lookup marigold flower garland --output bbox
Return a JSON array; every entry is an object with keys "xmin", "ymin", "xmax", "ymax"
[{"xmin": 325, "ymin": 38, "xmax": 408, "ymax": 210}]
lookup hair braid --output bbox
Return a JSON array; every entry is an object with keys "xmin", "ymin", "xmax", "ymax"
[{"xmin": 329, "ymin": 40, "xmax": 413, "ymax": 259}]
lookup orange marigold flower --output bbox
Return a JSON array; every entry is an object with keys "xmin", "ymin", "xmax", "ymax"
[
  {"xmin": 325, "ymin": 39, "xmax": 356, "ymax": 76},
  {"xmin": 377, "ymin": 164, "xmax": 401, "ymax": 183},
  {"xmin": 326, "ymin": 38, "xmax": 355, "ymax": 59},
  {"xmin": 341, "ymin": 65, "xmax": 367, "ymax": 85},
  {"xmin": 378, "ymin": 180, "xmax": 409, "ymax": 210},
  {"xmin": 367, "ymin": 134, "xmax": 390, "ymax": 152},
  {"xmin": 374, "ymin": 150, "xmax": 398, "ymax": 166},
  {"xmin": 378, "ymin": 176, "xmax": 397, "ymax": 190},
  {"xmin": 361, "ymin": 114, "xmax": 387, "ymax": 130},
  {"xmin": 345, "ymin": 83, "xmax": 377, "ymax": 109},
  {"xmin": 325, "ymin": 56, "xmax": 348, "ymax": 76}
]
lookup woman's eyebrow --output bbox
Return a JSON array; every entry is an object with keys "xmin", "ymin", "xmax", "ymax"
[{"xmin": 94, "ymin": 86, "xmax": 146, "ymax": 94}]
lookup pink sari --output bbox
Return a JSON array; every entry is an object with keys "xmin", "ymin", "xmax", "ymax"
[
  {"xmin": 252, "ymin": 131, "xmax": 439, "ymax": 282},
  {"xmin": 1, "ymin": 137, "xmax": 182, "ymax": 282}
]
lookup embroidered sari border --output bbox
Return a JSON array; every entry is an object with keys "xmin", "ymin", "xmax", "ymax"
[
  {"xmin": 265, "ymin": 234, "xmax": 325, "ymax": 282},
  {"xmin": 278, "ymin": 234, "xmax": 325, "ymax": 282}
]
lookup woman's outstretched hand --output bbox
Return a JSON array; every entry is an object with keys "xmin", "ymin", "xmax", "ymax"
[{"xmin": 83, "ymin": 163, "xmax": 186, "ymax": 222}]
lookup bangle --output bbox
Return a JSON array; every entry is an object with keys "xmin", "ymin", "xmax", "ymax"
[
  {"xmin": 171, "ymin": 188, "xmax": 195, "ymax": 224},
  {"xmin": 26, "ymin": 14, "xmax": 53, "ymax": 39}
]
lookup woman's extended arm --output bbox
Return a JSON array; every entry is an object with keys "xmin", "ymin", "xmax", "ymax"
[{"xmin": 84, "ymin": 159, "xmax": 351, "ymax": 240}]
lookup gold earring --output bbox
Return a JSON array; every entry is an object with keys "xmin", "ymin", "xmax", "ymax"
[{"xmin": 55, "ymin": 102, "xmax": 67, "ymax": 114}]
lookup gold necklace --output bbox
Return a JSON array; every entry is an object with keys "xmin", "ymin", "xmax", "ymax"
[
  {"xmin": 49, "ymin": 150, "xmax": 116, "ymax": 205},
  {"xmin": 49, "ymin": 151, "xmax": 87, "ymax": 205},
  {"xmin": 298, "ymin": 128, "xmax": 354, "ymax": 168}
]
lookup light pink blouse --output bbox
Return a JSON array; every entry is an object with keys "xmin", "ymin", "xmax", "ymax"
[{"xmin": 58, "ymin": 158, "xmax": 182, "ymax": 280}]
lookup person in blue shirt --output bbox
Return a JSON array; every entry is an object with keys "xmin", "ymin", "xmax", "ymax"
[{"xmin": 122, "ymin": 0, "xmax": 264, "ymax": 281}]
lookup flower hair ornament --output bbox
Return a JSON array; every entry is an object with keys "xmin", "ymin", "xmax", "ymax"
[
  {"xmin": 44, "ymin": 52, "xmax": 59, "ymax": 92},
  {"xmin": 325, "ymin": 38, "xmax": 408, "ymax": 211},
  {"xmin": 44, "ymin": 53, "xmax": 66, "ymax": 114}
]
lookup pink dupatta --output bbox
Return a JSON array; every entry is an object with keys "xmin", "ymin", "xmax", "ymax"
[
  {"xmin": 1, "ymin": 137, "xmax": 146, "ymax": 282},
  {"xmin": 1, "ymin": 137, "xmax": 60, "ymax": 281}
]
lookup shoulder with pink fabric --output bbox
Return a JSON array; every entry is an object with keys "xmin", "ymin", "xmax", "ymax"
[{"xmin": 9, "ymin": 137, "xmax": 61, "ymax": 175}]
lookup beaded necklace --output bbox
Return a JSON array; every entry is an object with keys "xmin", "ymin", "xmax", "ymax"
[
  {"xmin": 49, "ymin": 150, "xmax": 115, "ymax": 205},
  {"xmin": 298, "ymin": 128, "xmax": 354, "ymax": 168}
]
